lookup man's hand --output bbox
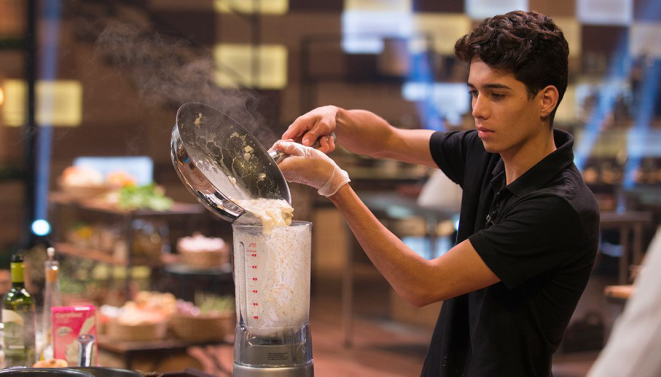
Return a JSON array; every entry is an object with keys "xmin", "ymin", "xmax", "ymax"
[
  {"xmin": 272, "ymin": 141, "xmax": 350, "ymax": 197},
  {"xmin": 282, "ymin": 106, "xmax": 338, "ymax": 154}
]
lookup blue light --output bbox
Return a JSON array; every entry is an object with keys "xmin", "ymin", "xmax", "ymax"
[
  {"xmin": 33, "ymin": 0, "xmax": 63, "ymax": 229},
  {"xmin": 31, "ymin": 219, "xmax": 51, "ymax": 236},
  {"xmin": 574, "ymin": 52, "xmax": 631, "ymax": 171},
  {"xmin": 465, "ymin": 0, "xmax": 529, "ymax": 20},
  {"xmin": 402, "ymin": 82, "xmax": 470, "ymax": 126},
  {"xmin": 574, "ymin": 0, "xmax": 661, "ymax": 173},
  {"xmin": 342, "ymin": 10, "xmax": 412, "ymax": 54},
  {"xmin": 623, "ymin": 59, "xmax": 660, "ymax": 189},
  {"xmin": 405, "ymin": 51, "xmax": 445, "ymax": 131}
]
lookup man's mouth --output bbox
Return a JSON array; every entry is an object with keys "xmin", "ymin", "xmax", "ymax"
[{"xmin": 477, "ymin": 127, "xmax": 494, "ymax": 138}]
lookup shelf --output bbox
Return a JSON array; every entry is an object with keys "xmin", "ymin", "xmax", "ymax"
[
  {"xmin": 97, "ymin": 334, "xmax": 233, "ymax": 353},
  {"xmin": 55, "ymin": 242, "xmax": 162, "ymax": 267},
  {"xmin": 49, "ymin": 192, "xmax": 205, "ymax": 217},
  {"xmin": 599, "ymin": 211, "xmax": 653, "ymax": 226},
  {"xmin": 0, "ymin": 38, "xmax": 24, "ymax": 50},
  {"xmin": 97, "ymin": 334, "xmax": 233, "ymax": 371},
  {"xmin": 164, "ymin": 263, "xmax": 232, "ymax": 277},
  {"xmin": 49, "ymin": 191, "xmax": 210, "ymax": 302}
]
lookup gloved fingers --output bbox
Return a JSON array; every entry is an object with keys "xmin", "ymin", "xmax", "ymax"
[
  {"xmin": 276, "ymin": 150, "xmax": 331, "ymax": 189},
  {"xmin": 268, "ymin": 139, "xmax": 293, "ymax": 154},
  {"xmin": 272, "ymin": 140, "xmax": 311, "ymax": 158}
]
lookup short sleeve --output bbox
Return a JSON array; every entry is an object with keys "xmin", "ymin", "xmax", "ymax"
[
  {"xmin": 468, "ymin": 195, "xmax": 582, "ymax": 289},
  {"xmin": 429, "ymin": 131, "xmax": 475, "ymax": 186}
]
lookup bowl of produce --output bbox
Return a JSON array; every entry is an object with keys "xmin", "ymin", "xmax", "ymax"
[
  {"xmin": 169, "ymin": 293, "xmax": 235, "ymax": 342},
  {"xmin": 58, "ymin": 166, "xmax": 111, "ymax": 200}
]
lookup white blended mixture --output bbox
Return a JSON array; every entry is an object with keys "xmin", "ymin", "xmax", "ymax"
[
  {"xmin": 233, "ymin": 223, "xmax": 311, "ymax": 337},
  {"xmin": 234, "ymin": 198, "xmax": 293, "ymax": 234}
]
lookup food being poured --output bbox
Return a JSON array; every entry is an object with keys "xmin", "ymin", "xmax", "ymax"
[{"xmin": 234, "ymin": 198, "xmax": 293, "ymax": 234}]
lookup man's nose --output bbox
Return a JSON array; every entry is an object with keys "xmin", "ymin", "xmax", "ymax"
[{"xmin": 472, "ymin": 95, "xmax": 488, "ymax": 119}]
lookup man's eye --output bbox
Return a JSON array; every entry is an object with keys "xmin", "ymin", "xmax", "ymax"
[
  {"xmin": 469, "ymin": 91, "xmax": 478, "ymax": 98},
  {"xmin": 491, "ymin": 93, "xmax": 505, "ymax": 100}
]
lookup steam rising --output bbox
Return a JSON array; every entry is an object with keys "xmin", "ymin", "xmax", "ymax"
[{"xmin": 94, "ymin": 22, "xmax": 276, "ymax": 144}]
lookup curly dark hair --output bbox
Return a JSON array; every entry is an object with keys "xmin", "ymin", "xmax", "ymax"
[{"xmin": 454, "ymin": 11, "xmax": 569, "ymax": 125}]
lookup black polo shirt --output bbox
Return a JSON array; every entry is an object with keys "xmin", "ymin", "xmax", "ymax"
[{"xmin": 422, "ymin": 129, "xmax": 600, "ymax": 377}]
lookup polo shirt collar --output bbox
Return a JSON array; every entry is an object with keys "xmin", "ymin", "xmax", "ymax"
[{"xmin": 490, "ymin": 129, "xmax": 575, "ymax": 197}]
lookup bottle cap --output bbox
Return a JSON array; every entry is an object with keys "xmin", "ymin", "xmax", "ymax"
[{"xmin": 10, "ymin": 255, "xmax": 25, "ymax": 284}]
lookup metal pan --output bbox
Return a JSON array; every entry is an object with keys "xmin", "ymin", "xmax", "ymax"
[
  {"xmin": 68, "ymin": 368, "xmax": 141, "ymax": 377},
  {"xmin": 171, "ymin": 102, "xmax": 291, "ymax": 223},
  {"xmin": 0, "ymin": 369, "xmax": 92, "ymax": 377}
]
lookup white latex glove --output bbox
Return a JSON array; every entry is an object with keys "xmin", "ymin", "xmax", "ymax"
[{"xmin": 272, "ymin": 141, "xmax": 350, "ymax": 197}]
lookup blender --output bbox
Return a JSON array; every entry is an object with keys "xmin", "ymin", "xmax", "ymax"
[
  {"xmin": 233, "ymin": 221, "xmax": 313, "ymax": 376},
  {"xmin": 171, "ymin": 102, "xmax": 314, "ymax": 376}
]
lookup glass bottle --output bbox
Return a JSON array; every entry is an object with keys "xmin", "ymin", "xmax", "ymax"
[
  {"xmin": 40, "ymin": 247, "xmax": 61, "ymax": 360},
  {"xmin": 0, "ymin": 322, "xmax": 5, "ymax": 367},
  {"xmin": 2, "ymin": 253, "xmax": 36, "ymax": 366}
]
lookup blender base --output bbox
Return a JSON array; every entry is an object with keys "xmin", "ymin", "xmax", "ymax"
[{"xmin": 233, "ymin": 363, "xmax": 314, "ymax": 377}]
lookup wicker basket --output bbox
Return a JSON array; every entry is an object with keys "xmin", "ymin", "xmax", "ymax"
[
  {"xmin": 59, "ymin": 182, "xmax": 111, "ymax": 200},
  {"xmin": 169, "ymin": 312, "xmax": 235, "ymax": 342},
  {"xmin": 107, "ymin": 320, "xmax": 167, "ymax": 342},
  {"xmin": 179, "ymin": 249, "xmax": 229, "ymax": 269}
]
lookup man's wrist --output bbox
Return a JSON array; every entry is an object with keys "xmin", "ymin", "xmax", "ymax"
[
  {"xmin": 327, "ymin": 179, "xmax": 352, "ymax": 202},
  {"xmin": 318, "ymin": 168, "xmax": 351, "ymax": 197},
  {"xmin": 334, "ymin": 106, "xmax": 347, "ymax": 137}
]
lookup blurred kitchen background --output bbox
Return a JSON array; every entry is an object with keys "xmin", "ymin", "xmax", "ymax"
[{"xmin": 1, "ymin": 0, "xmax": 660, "ymax": 376}]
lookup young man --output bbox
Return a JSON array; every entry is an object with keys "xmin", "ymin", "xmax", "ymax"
[{"xmin": 273, "ymin": 11, "xmax": 600, "ymax": 376}]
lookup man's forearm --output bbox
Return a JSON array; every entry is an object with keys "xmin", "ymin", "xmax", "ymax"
[
  {"xmin": 329, "ymin": 184, "xmax": 436, "ymax": 306},
  {"xmin": 334, "ymin": 108, "xmax": 395, "ymax": 158},
  {"xmin": 328, "ymin": 185, "xmax": 500, "ymax": 306},
  {"xmin": 334, "ymin": 108, "xmax": 436, "ymax": 167}
]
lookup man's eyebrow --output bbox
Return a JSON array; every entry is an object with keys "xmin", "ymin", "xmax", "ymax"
[{"xmin": 467, "ymin": 82, "xmax": 513, "ymax": 90}]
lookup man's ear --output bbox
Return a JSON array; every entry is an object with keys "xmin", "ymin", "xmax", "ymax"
[{"xmin": 539, "ymin": 85, "xmax": 560, "ymax": 118}]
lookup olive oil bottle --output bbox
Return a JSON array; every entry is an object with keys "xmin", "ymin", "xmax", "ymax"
[{"xmin": 2, "ymin": 253, "xmax": 36, "ymax": 367}]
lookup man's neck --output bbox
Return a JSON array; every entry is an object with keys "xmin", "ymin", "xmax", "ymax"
[{"xmin": 501, "ymin": 129, "xmax": 557, "ymax": 185}]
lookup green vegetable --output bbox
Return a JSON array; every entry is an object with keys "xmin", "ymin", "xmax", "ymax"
[
  {"xmin": 118, "ymin": 184, "xmax": 173, "ymax": 211},
  {"xmin": 59, "ymin": 273, "xmax": 87, "ymax": 295},
  {"xmin": 195, "ymin": 292, "xmax": 234, "ymax": 314}
]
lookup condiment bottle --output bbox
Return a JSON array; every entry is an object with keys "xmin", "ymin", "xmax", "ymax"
[
  {"xmin": 2, "ymin": 253, "xmax": 36, "ymax": 366},
  {"xmin": 40, "ymin": 247, "xmax": 61, "ymax": 360}
]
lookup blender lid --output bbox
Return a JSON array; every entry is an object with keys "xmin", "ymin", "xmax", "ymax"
[{"xmin": 171, "ymin": 102, "xmax": 291, "ymax": 223}]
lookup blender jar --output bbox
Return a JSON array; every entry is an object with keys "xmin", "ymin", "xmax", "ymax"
[{"xmin": 232, "ymin": 221, "xmax": 313, "ymax": 376}]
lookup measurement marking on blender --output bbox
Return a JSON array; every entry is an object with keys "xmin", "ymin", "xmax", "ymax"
[
  {"xmin": 252, "ymin": 278, "xmax": 258, "ymax": 281},
  {"xmin": 251, "ymin": 265, "xmax": 257, "ymax": 269},
  {"xmin": 252, "ymin": 290, "xmax": 258, "ymax": 293}
]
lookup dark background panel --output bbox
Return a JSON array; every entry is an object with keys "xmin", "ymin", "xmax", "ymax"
[{"xmin": 413, "ymin": 0, "xmax": 464, "ymax": 13}]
